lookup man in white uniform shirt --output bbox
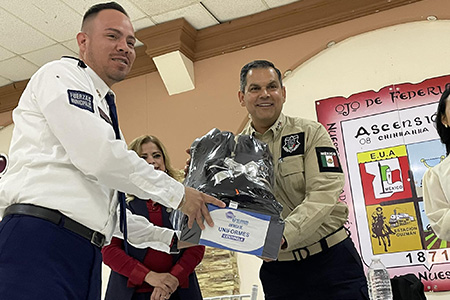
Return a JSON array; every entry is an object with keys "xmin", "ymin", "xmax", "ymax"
[{"xmin": 0, "ymin": 2, "xmax": 223, "ymax": 300}]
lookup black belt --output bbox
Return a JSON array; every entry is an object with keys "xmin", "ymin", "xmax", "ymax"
[
  {"xmin": 4, "ymin": 204, "xmax": 106, "ymax": 248},
  {"xmin": 291, "ymin": 227, "xmax": 349, "ymax": 261}
]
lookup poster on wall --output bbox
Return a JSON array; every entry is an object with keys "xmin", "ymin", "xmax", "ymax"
[{"xmin": 316, "ymin": 75, "xmax": 450, "ymax": 292}]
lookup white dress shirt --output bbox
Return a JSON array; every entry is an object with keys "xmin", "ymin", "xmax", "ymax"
[
  {"xmin": 0, "ymin": 57, "xmax": 184, "ymax": 242},
  {"xmin": 423, "ymin": 154, "xmax": 450, "ymax": 241},
  {"xmin": 113, "ymin": 207, "xmax": 178, "ymax": 252}
]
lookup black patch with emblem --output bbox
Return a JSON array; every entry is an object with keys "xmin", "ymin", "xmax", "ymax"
[
  {"xmin": 315, "ymin": 147, "xmax": 343, "ymax": 173},
  {"xmin": 67, "ymin": 90, "xmax": 94, "ymax": 113},
  {"xmin": 281, "ymin": 132, "xmax": 304, "ymax": 158}
]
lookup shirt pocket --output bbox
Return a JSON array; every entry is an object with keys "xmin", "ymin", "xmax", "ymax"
[{"xmin": 278, "ymin": 156, "xmax": 305, "ymax": 203}]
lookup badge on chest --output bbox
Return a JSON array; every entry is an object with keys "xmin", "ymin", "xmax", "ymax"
[{"xmin": 281, "ymin": 132, "xmax": 304, "ymax": 158}]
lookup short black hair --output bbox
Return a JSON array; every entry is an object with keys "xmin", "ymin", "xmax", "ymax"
[
  {"xmin": 435, "ymin": 83, "xmax": 450, "ymax": 155},
  {"xmin": 82, "ymin": 2, "xmax": 128, "ymax": 29},
  {"xmin": 240, "ymin": 60, "xmax": 283, "ymax": 92}
]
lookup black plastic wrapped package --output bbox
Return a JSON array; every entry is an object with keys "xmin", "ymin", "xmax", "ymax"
[{"xmin": 179, "ymin": 128, "xmax": 285, "ymax": 259}]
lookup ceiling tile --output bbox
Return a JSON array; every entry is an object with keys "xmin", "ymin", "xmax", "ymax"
[
  {"xmin": 264, "ymin": 0, "xmax": 300, "ymax": 9},
  {"xmin": 131, "ymin": 0, "xmax": 199, "ymax": 16},
  {"xmin": 0, "ymin": 76, "xmax": 12, "ymax": 87},
  {"xmin": 0, "ymin": 8, "xmax": 55, "ymax": 54},
  {"xmin": 0, "ymin": 46, "xmax": 15, "ymax": 61},
  {"xmin": 135, "ymin": 40, "xmax": 144, "ymax": 47},
  {"xmin": 0, "ymin": 0, "xmax": 82, "ymax": 42},
  {"xmin": 132, "ymin": 17, "xmax": 154, "ymax": 46},
  {"xmin": 61, "ymin": 0, "xmax": 147, "ymax": 21},
  {"xmin": 0, "ymin": 0, "xmax": 290, "ymax": 89},
  {"xmin": 202, "ymin": 0, "xmax": 267, "ymax": 22},
  {"xmin": 0, "ymin": 56, "xmax": 39, "ymax": 81},
  {"xmin": 153, "ymin": 3, "xmax": 219, "ymax": 30},
  {"xmin": 23, "ymin": 44, "xmax": 77, "ymax": 67},
  {"xmin": 62, "ymin": 39, "xmax": 79, "ymax": 54},
  {"xmin": 133, "ymin": 17, "xmax": 156, "ymax": 31}
]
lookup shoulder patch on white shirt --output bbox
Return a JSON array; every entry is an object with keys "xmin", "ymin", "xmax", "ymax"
[{"xmin": 67, "ymin": 90, "xmax": 94, "ymax": 113}]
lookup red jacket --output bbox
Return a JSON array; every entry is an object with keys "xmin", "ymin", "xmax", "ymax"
[{"xmin": 102, "ymin": 199, "xmax": 205, "ymax": 293}]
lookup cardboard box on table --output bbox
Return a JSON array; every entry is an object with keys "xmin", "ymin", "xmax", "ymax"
[{"xmin": 177, "ymin": 129, "xmax": 285, "ymax": 260}]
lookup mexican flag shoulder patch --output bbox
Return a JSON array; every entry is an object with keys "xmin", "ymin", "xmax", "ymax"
[{"xmin": 315, "ymin": 147, "xmax": 343, "ymax": 173}]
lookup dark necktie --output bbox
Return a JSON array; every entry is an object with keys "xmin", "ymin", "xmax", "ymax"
[{"xmin": 105, "ymin": 92, "xmax": 128, "ymax": 253}]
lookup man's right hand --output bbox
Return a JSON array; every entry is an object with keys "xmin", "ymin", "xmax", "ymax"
[{"xmin": 180, "ymin": 186, "xmax": 225, "ymax": 230}]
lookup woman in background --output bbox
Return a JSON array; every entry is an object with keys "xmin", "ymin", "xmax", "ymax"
[
  {"xmin": 423, "ymin": 85, "xmax": 450, "ymax": 241},
  {"xmin": 102, "ymin": 135, "xmax": 204, "ymax": 300}
]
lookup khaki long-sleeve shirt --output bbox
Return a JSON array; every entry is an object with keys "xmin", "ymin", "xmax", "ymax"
[{"xmin": 241, "ymin": 113, "xmax": 348, "ymax": 261}]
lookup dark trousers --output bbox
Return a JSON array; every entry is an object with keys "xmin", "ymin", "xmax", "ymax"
[
  {"xmin": 0, "ymin": 214, "xmax": 102, "ymax": 300},
  {"xmin": 260, "ymin": 237, "xmax": 369, "ymax": 300}
]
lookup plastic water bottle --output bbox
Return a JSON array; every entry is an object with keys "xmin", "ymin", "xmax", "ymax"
[
  {"xmin": 367, "ymin": 256, "xmax": 393, "ymax": 300},
  {"xmin": 251, "ymin": 284, "xmax": 258, "ymax": 300}
]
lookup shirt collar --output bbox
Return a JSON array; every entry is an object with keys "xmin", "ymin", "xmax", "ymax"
[
  {"xmin": 60, "ymin": 56, "xmax": 113, "ymax": 100},
  {"xmin": 85, "ymin": 65, "xmax": 113, "ymax": 100},
  {"xmin": 247, "ymin": 113, "xmax": 285, "ymax": 138}
]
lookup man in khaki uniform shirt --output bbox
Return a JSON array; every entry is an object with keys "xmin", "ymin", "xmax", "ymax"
[{"xmin": 238, "ymin": 60, "xmax": 368, "ymax": 299}]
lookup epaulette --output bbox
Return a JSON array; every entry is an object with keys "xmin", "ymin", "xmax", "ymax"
[{"xmin": 61, "ymin": 56, "xmax": 87, "ymax": 68}]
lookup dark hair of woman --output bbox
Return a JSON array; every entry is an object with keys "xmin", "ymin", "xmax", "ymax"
[{"xmin": 435, "ymin": 84, "xmax": 450, "ymax": 155}]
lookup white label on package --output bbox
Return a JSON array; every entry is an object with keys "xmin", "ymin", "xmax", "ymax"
[
  {"xmin": 199, "ymin": 205, "xmax": 271, "ymax": 255},
  {"xmin": 229, "ymin": 200, "xmax": 238, "ymax": 209}
]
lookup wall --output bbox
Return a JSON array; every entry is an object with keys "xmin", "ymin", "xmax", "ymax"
[{"xmin": 283, "ymin": 20, "xmax": 450, "ymax": 118}]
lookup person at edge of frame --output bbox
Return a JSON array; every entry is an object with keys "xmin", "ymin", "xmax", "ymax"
[{"xmin": 423, "ymin": 84, "xmax": 450, "ymax": 242}]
